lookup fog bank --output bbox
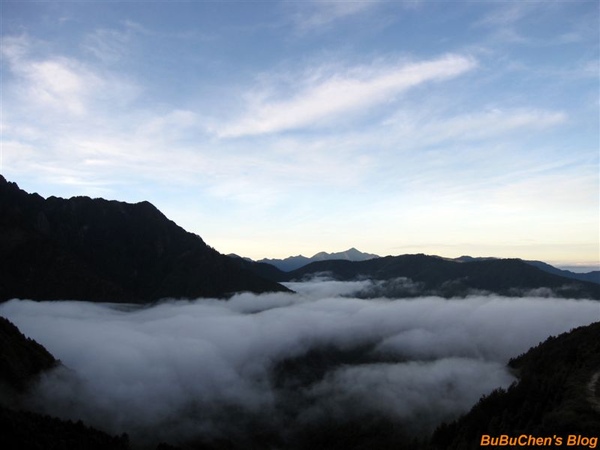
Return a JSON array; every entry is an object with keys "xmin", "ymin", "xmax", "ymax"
[{"xmin": 1, "ymin": 280, "xmax": 598, "ymax": 447}]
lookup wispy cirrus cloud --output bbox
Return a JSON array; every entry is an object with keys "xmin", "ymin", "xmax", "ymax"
[
  {"xmin": 0, "ymin": 34, "xmax": 146, "ymax": 193},
  {"xmin": 383, "ymin": 107, "xmax": 567, "ymax": 146},
  {"xmin": 217, "ymin": 53, "xmax": 477, "ymax": 138},
  {"xmin": 291, "ymin": 0, "xmax": 383, "ymax": 30},
  {"xmin": 82, "ymin": 28, "xmax": 131, "ymax": 64},
  {"xmin": 1, "ymin": 36, "xmax": 101, "ymax": 116},
  {"xmin": 475, "ymin": 2, "xmax": 534, "ymax": 28},
  {"xmin": 1, "ymin": 34, "xmax": 138, "ymax": 118},
  {"xmin": 0, "ymin": 31, "xmax": 574, "ymax": 217}
]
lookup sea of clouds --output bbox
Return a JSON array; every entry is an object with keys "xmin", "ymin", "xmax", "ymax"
[{"xmin": 1, "ymin": 278, "xmax": 598, "ymax": 448}]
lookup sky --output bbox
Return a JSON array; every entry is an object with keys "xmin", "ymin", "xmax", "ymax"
[{"xmin": 1, "ymin": 0, "xmax": 599, "ymax": 266}]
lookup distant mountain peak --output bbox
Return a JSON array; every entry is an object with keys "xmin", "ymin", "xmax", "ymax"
[
  {"xmin": 312, "ymin": 247, "xmax": 379, "ymax": 260},
  {"xmin": 259, "ymin": 248, "xmax": 380, "ymax": 272},
  {"xmin": 261, "ymin": 254, "xmax": 600, "ymax": 299}
]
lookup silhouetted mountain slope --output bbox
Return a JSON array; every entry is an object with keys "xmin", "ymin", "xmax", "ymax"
[
  {"xmin": 0, "ymin": 316, "xmax": 132, "ymax": 450},
  {"xmin": 0, "ymin": 408, "xmax": 131, "ymax": 450},
  {"xmin": 259, "ymin": 254, "xmax": 312, "ymax": 272},
  {"xmin": 276, "ymin": 254, "xmax": 600, "ymax": 299},
  {"xmin": 526, "ymin": 260, "xmax": 600, "ymax": 285},
  {"xmin": 455, "ymin": 256, "xmax": 600, "ymax": 285},
  {"xmin": 0, "ymin": 176, "xmax": 289, "ymax": 302},
  {"xmin": 259, "ymin": 247, "xmax": 380, "ymax": 272},
  {"xmin": 430, "ymin": 322, "xmax": 600, "ymax": 449},
  {"xmin": 228, "ymin": 255, "xmax": 289, "ymax": 283},
  {"xmin": 0, "ymin": 316, "xmax": 57, "ymax": 393}
]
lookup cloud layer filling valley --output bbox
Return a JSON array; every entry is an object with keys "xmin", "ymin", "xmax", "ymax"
[{"xmin": 1, "ymin": 279, "xmax": 598, "ymax": 447}]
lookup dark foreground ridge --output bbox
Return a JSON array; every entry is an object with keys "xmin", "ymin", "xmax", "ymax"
[
  {"xmin": 264, "ymin": 254, "xmax": 600, "ymax": 299},
  {"xmin": 430, "ymin": 321, "xmax": 600, "ymax": 449},
  {"xmin": 0, "ymin": 176, "xmax": 290, "ymax": 303},
  {"xmin": 0, "ymin": 316, "xmax": 130, "ymax": 450},
  {"xmin": 0, "ymin": 316, "xmax": 57, "ymax": 392}
]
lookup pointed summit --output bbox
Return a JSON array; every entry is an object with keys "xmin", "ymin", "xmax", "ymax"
[{"xmin": 259, "ymin": 248, "xmax": 380, "ymax": 271}]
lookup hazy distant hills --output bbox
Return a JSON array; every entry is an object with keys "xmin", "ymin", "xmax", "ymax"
[
  {"xmin": 258, "ymin": 247, "xmax": 380, "ymax": 272},
  {"xmin": 248, "ymin": 250, "xmax": 599, "ymax": 287},
  {"xmin": 0, "ymin": 176, "xmax": 289, "ymax": 303},
  {"xmin": 455, "ymin": 255, "xmax": 600, "ymax": 285},
  {"xmin": 262, "ymin": 254, "xmax": 600, "ymax": 299},
  {"xmin": 525, "ymin": 260, "xmax": 599, "ymax": 284}
]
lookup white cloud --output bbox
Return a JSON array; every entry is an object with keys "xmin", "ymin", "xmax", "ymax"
[
  {"xmin": 25, "ymin": 59, "xmax": 95, "ymax": 115},
  {"xmin": 383, "ymin": 107, "xmax": 567, "ymax": 146},
  {"xmin": 82, "ymin": 28, "xmax": 130, "ymax": 64},
  {"xmin": 135, "ymin": 109, "xmax": 200, "ymax": 138},
  {"xmin": 0, "ymin": 35, "xmax": 30, "ymax": 61},
  {"xmin": 1, "ymin": 34, "xmax": 138, "ymax": 118},
  {"xmin": 0, "ymin": 288, "xmax": 597, "ymax": 447},
  {"xmin": 475, "ymin": 2, "xmax": 534, "ymax": 28},
  {"xmin": 218, "ymin": 54, "xmax": 477, "ymax": 137},
  {"xmin": 292, "ymin": 0, "xmax": 382, "ymax": 30},
  {"xmin": 305, "ymin": 358, "xmax": 513, "ymax": 433},
  {"xmin": 2, "ymin": 37, "xmax": 100, "ymax": 116}
]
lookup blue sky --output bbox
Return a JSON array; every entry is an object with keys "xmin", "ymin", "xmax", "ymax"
[{"xmin": 1, "ymin": 1, "xmax": 598, "ymax": 267}]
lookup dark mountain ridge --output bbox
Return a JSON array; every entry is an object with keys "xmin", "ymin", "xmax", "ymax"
[
  {"xmin": 525, "ymin": 260, "xmax": 599, "ymax": 285},
  {"xmin": 253, "ymin": 250, "xmax": 599, "ymax": 286},
  {"xmin": 0, "ymin": 316, "xmax": 131, "ymax": 450},
  {"xmin": 267, "ymin": 254, "xmax": 600, "ymax": 299},
  {"xmin": 455, "ymin": 255, "xmax": 600, "ymax": 285},
  {"xmin": 430, "ymin": 321, "xmax": 600, "ymax": 449},
  {"xmin": 0, "ymin": 176, "xmax": 289, "ymax": 303},
  {"xmin": 0, "ymin": 316, "xmax": 57, "ymax": 394}
]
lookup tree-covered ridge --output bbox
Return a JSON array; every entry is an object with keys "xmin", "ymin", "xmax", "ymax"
[
  {"xmin": 430, "ymin": 322, "xmax": 600, "ymax": 449},
  {"xmin": 269, "ymin": 254, "xmax": 600, "ymax": 299},
  {"xmin": 0, "ymin": 176, "xmax": 289, "ymax": 303},
  {"xmin": 0, "ymin": 316, "xmax": 57, "ymax": 392},
  {"xmin": 0, "ymin": 316, "xmax": 132, "ymax": 450},
  {"xmin": 0, "ymin": 407, "xmax": 131, "ymax": 450}
]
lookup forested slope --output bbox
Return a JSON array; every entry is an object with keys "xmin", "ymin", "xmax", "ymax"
[{"xmin": 430, "ymin": 322, "xmax": 600, "ymax": 449}]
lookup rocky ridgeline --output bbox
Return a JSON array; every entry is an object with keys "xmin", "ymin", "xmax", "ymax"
[{"xmin": 0, "ymin": 176, "xmax": 289, "ymax": 303}]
